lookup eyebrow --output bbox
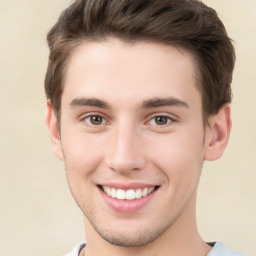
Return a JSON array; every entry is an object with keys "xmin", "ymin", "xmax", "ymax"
[
  {"xmin": 69, "ymin": 96, "xmax": 189, "ymax": 110},
  {"xmin": 141, "ymin": 97, "xmax": 189, "ymax": 109},
  {"xmin": 70, "ymin": 97, "xmax": 110, "ymax": 109}
]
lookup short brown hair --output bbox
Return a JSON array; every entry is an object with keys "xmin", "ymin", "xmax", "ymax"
[{"xmin": 45, "ymin": 0, "xmax": 235, "ymax": 122}]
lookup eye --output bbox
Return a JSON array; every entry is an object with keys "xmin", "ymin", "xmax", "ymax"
[
  {"xmin": 84, "ymin": 115, "xmax": 107, "ymax": 126},
  {"xmin": 148, "ymin": 115, "xmax": 172, "ymax": 126}
]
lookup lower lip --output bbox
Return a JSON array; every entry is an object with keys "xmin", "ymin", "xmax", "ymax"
[{"xmin": 99, "ymin": 187, "xmax": 157, "ymax": 213}]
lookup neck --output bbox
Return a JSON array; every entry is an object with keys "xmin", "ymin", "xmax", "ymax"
[{"xmin": 83, "ymin": 193, "xmax": 211, "ymax": 256}]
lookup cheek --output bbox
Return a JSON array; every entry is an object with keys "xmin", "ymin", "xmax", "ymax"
[
  {"xmin": 148, "ymin": 132, "xmax": 204, "ymax": 186},
  {"xmin": 61, "ymin": 131, "xmax": 104, "ymax": 177},
  {"xmin": 61, "ymin": 133, "xmax": 104, "ymax": 207}
]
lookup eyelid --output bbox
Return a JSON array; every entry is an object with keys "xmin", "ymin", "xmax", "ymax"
[
  {"xmin": 79, "ymin": 112, "xmax": 110, "ymax": 126},
  {"xmin": 145, "ymin": 113, "xmax": 177, "ymax": 126},
  {"xmin": 85, "ymin": 115, "xmax": 107, "ymax": 125},
  {"xmin": 146, "ymin": 112, "xmax": 176, "ymax": 120},
  {"xmin": 148, "ymin": 116, "xmax": 172, "ymax": 125}
]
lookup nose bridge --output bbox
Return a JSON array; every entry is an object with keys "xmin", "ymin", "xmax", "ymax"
[{"xmin": 106, "ymin": 120, "xmax": 146, "ymax": 173}]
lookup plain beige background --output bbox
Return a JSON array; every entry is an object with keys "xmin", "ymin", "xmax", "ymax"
[{"xmin": 0, "ymin": 0, "xmax": 255, "ymax": 255}]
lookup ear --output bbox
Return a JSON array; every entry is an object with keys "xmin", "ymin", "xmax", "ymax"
[
  {"xmin": 204, "ymin": 104, "xmax": 232, "ymax": 161},
  {"xmin": 45, "ymin": 101, "xmax": 64, "ymax": 161}
]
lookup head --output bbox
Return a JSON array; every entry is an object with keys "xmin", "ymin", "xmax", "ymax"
[
  {"xmin": 45, "ymin": 0, "xmax": 235, "ymax": 126},
  {"xmin": 45, "ymin": 0, "xmax": 235, "ymax": 251}
]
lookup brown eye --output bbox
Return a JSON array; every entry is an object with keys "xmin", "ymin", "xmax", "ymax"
[
  {"xmin": 85, "ymin": 115, "xmax": 106, "ymax": 125},
  {"xmin": 155, "ymin": 116, "xmax": 168, "ymax": 125},
  {"xmin": 149, "ymin": 116, "xmax": 172, "ymax": 125}
]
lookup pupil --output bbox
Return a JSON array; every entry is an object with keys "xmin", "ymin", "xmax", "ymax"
[
  {"xmin": 156, "ymin": 116, "xmax": 167, "ymax": 125},
  {"xmin": 90, "ymin": 116, "xmax": 102, "ymax": 125}
]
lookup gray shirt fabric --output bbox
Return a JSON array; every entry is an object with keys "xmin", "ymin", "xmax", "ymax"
[
  {"xmin": 207, "ymin": 242, "xmax": 246, "ymax": 256},
  {"xmin": 64, "ymin": 241, "xmax": 247, "ymax": 256}
]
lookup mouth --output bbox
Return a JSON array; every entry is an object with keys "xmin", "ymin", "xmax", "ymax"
[{"xmin": 99, "ymin": 185, "xmax": 159, "ymax": 200}]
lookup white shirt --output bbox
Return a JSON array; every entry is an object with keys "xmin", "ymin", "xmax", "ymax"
[{"xmin": 64, "ymin": 241, "xmax": 246, "ymax": 256}]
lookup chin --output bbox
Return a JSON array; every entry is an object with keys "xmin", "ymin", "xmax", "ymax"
[{"xmin": 92, "ymin": 220, "xmax": 171, "ymax": 247}]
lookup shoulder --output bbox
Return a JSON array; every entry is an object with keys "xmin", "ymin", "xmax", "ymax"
[
  {"xmin": 63, "ymin": 241, "xmax": 247, "ymax": 256},
  {"xmin": 207, "ymin": 242, "xmax": 247, "ymax": 256},
  {"xmin": 64, "ymin": 243, "xmax": 86, "ymax": 256}
]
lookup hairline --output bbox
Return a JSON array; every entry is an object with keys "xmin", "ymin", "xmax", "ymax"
[{"xmin": 55, "ymin": 36, "xmax": 208, "ymax": 128}]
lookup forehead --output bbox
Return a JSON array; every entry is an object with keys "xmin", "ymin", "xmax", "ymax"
[{"xmin": 62, "ymin": 39, "xmax": 201, "ymax": 109}]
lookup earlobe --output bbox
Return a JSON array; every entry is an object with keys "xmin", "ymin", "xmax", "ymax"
[
  {"xmin": 204, "ymin": 104, "xmax": 232, "ymax": 161},
  {"xmin": 45, "ymin": 101, "xmax": 64, "ymax": 161}
]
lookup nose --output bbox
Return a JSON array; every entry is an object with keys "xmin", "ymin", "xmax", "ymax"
[{"xmin": 105, "ymin": 123, "xmax": 146, "ymax": 174}]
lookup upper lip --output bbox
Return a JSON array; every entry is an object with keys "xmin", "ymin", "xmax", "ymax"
[{"xmin": 98, "ymin": 182, "xmax": 159, "ymax": 190}]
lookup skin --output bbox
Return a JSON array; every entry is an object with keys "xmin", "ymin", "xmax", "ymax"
[{"xmin": 46, "ymin": 38, "xmax": 231, "ymax": 256}]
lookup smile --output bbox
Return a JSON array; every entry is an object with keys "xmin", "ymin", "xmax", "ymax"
[{"xmin": 102, "ymin": 186, "xmax": 157, "ymax": 200}]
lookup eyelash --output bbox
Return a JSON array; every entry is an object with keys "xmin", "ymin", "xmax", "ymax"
[
  {"xmin": 147, "ymin": 115, "xmax": 174, "ymax": 126},
  {"xmin": 80, "ymin": 113, "xmax": 176, "ymax": 128},
  {"xmin": 82, "ymin": 114, "xmax": 107, "ymax": 126}
]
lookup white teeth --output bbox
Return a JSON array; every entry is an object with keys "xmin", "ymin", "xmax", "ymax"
[
  {"xmin": 111, "ymin": 187, "xmax": 117, "ymax": 198},
  {"xmin": 102, "ymin": 186, "xmax": 156, "ymax": 200},
  {"xmin": 126, "ymin": 189, "xmax": 136, "ymax": 200},
  {"xmin": 116, "ymin": 189, "xmax": 126, "ymax": 199},
  {"xmin": 142, "ymin": 188, "xmax": 148, "ymax": 197},
  {"xmin": 103, "ymin": 186, "xmax": 107, "ymax": 193},
  {"xmin": 148, "ymin": 187, "xmax": 154, "ymax": 193},
  {"xmin": 135, "ymin": 188, "xmax": 142, "ymax": 199}
]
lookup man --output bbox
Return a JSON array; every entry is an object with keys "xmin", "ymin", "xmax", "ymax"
[{"xmin": 45, "ymin": 0, "xmax": 246, "ymax": 255}]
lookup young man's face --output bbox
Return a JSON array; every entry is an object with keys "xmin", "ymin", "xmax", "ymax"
[{"xmin": 47, "ymin": 39, "xmax": 227, "ymax": 247}]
